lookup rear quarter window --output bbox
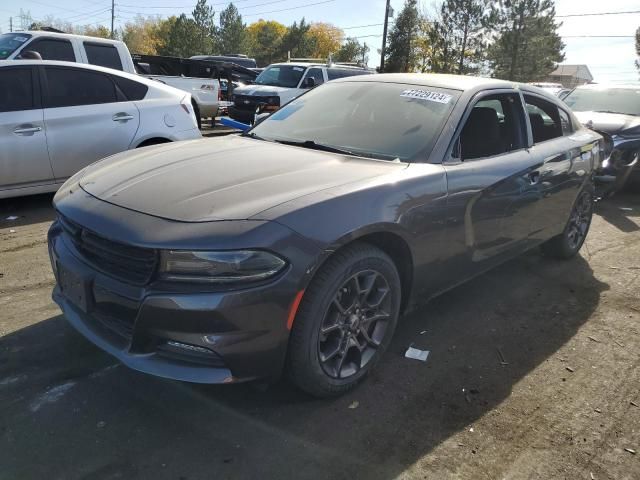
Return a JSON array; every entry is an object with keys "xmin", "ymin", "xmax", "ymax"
[
  {"xmin": 112, "ymin": 75, "xmax": 148, "ymax": 100},
  {"xmin": 84, "ymin": 42, "xmax": 123, "ymax": 71}
]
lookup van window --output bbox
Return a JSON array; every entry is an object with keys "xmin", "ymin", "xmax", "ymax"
[
  {"xmin": 25, "ymin": 38, "xmax": 75, "ymax": 61},
  {"xmin": 301, "ymin": 68, "xmax": 324, "ymax": 87},
  {"xmin": 84, "ymin": 42, "xmax": 123, "ymax": 71},
  {"xmin": 45, "ymin": 67, "xmax": 117, "ymax": 108},
  {"xmin": 327, "ymin": 68, "xmax": 371, "ymax": 80},
  {"xmin": 0, "ymin": 68, "xmax": 34, "ymax": 112}
]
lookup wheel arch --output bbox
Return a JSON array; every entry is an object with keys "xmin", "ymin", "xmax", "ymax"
[
  {"xmin": 134, "ymin": 137, "xmax": 173, "ymax": 148},
  {"xmin": 303, "ymin": 225, "xmax": 415, "ymax": 313}
]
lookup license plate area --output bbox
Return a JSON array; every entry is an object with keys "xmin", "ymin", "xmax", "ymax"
[{"xmin": 58, "ymin": 263, "xmax": 92, "ymax": 313}]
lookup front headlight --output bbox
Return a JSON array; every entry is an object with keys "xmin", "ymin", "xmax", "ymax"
[{"xmin": 159, "ymin": 250, "xmax": 286, "ymax": 283}]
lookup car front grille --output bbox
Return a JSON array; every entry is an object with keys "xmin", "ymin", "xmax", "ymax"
[
  {"xmin": 234, "ymin": 95, "xmax": 275, "ymax": 111},
  {"xmin": 59, "ymin": 215, "xmax": 158, "ymax": 286}
]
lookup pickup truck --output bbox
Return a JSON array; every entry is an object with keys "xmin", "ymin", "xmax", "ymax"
[{"xmin": 0, "ymin": 31, "xmax": 219, "ymax": 128}]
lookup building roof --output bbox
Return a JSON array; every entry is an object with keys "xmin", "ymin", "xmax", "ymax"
[{"xmin": 550, "ymin": 64, "xmax": 593, "ymax": 80}]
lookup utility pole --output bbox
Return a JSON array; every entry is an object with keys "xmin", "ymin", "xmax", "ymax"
[
  {"xmin": 379, "ymin": 0, "xmax": 391, "ymax": 72},
  {"xmin": 110, "ymin": 0, "xmax": 115, "ymax": 39},
  {"xmin": 9, "ymin": 17, "xmax": 12, "ymax": 32}
]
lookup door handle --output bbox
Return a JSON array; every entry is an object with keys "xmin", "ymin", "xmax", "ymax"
[
  {"xmin": 13, "ymin": 126, "xmax": 42, "ymax": 134},
  {"xmin": 112, "ymin": 113, "xmax": 134, "ymax": 122}
]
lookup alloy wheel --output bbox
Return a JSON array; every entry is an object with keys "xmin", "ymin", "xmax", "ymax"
[
  {"xmin": 566, "ymin": 192, "xmax": 592, "ymax": 250},
  {"xmin": 317, "ymin": 269, "xmax": 392, "ymax": 379}
]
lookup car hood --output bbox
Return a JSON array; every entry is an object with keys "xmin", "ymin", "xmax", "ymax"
[
  {"xmin": 79, "ymin": 136, "xmax": 404, "ymax": 222},
  {"xmin": 574, "ymin": 111, "xmax": 640, "ymax": 137},
  {"xmin": 234, "ymin": 84, "xmax": 295, "ymax": 96}
]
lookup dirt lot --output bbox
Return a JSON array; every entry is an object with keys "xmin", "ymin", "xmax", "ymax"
[{"xmin": 0, "ymin": 192, "xmax": 638, "ymax": 480}]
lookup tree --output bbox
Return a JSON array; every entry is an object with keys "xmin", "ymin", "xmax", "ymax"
[
  {"xmin": 280, "ymin": 18, "xmax": 316, "ymax": 59},
  {"xmin": 82, "ymin": 25, "xmax": 111, "ymax": 39},
  {"xmin": 192, "ymin": 0, "xmax": 217, "ymax": 54},
  {"xmin": 308, "ymin": 22, "xmax": 344, "ymax": 59},
  {"xmin": 430, "ymin": 0, "xmax": 490, "ymax": 74},
  {"xmin": 246, "ymin": 19, "xmax": 287, "ymax": 66},
  {"xmin": 121, "ymin": 16, "xmax": 169, "ymax": 55},
  {"xmin": 487, "ymin": 0, "xmax": 564, "ymax": 82},
  {"xmin": 159, "ymin": 14, "xmax": 200, "ymax": 57},
  {"xmin": 335, "ymin": 37, "xmax": 369, "ymax": 65},
  {"xmin": 218, "ymin": 3, "xmax": 247, "ymax": 54},
  {"xmin": 384, "ymin": 0, "xmax": 421, "ymax": 72}
]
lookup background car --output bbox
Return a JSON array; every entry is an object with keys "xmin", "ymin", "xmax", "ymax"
[
  {"xmin": 0, "ymin": 60, "xmax": 201, "ymax": 199},
  {"xmin": 564, "ymin": 84, "xmax": 640, "ymax": 193},
  {"xmin": 228, "ymin": 61, "xmax": 373, "ymax": 124},
  {"xmin": 48, "ymin": 74, "xmax": 601, "ymax": 397}
]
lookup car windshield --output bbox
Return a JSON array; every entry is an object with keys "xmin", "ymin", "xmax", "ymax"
[
  {"xmin": 0, "ymin": 33, "xmax": 32, "ymax": 60},
  {"xmin": 564, "ymin": 87, "xmax": 640, "ymax": 116},
  {"xmin": 250, "ymin": 81, "xmax": 460, "ymax": 161},
  {"xmin": 255, "ymin": 65, "xmax": 306, "ymax": 88}
]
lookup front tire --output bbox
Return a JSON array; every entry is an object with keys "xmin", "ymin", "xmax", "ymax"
[
  {"xmin": 287, "ymin": 243, "xmax": 401, "ymax": 397},
  {"xmin": 541, "ymin": 189, "xmax": 593, "ymax": 259}
]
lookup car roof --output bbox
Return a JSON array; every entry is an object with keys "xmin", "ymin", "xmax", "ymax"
[
  {"xmin": 1, "ymin": 59, "xmax": 181, "ymax": 92},
  {"xmin": 12, "ymin": 30, "xmax": 124, "ymax": 46}
]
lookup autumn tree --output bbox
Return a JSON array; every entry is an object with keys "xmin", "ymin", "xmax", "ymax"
[
  {"xmin": 430, "ymin": 0, "xmax": 490, "ymax": 74},
  {"xmin": 487, "ymin": 0, "xmax": 564, "ymax": 82},
  {"xmin": 308, "ymin": 22, "xmax": 344, "ymax": 59},
  {"xmin": 384, "ymin": 0, "xmax": 421, "ymax": 72},
  {"xmin": 218, "ymin": 3, "xmax": 247, "ymax": 54},
  {"xmin": 121, "ymin": 16, "xmax": 169, "ymax": 54},
  {"xmin": 82, "ymin": 25, "xmax": 111, "ymax": 39},
  {"xmin": 247, "ymin": 19, "xmax": 287, "ymax": 66}
]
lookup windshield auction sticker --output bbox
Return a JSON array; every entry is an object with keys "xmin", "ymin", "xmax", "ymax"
[{"xmin": 400, "ymin": 89, "xmax": 452, "ymax": 104}]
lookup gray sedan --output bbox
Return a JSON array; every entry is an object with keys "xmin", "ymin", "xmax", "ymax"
[{"xmin": 48, "ymin": 74, "xmax": 602, "ymax": 397}]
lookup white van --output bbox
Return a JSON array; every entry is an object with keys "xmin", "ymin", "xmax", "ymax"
[
  {"xmin": 228, "ymin": 61, "xmax": 372, "ymax": 124},
  {"xmin": 0, "ymin": 31, "xmax": 219, "ymax": 126}
]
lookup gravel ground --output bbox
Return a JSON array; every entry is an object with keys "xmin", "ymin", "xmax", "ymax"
[{"xmin": 0, "ymin": 192, "xmax": 638, "ymax": 480}]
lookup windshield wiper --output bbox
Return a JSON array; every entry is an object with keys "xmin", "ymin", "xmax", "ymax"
[
  {"xmin": 274, "ymin": 139, "xmax": 357, "ymax": 156},
  {"xmin": 242, "ymin": 131, "xmax": 271, "ymax": 142},
  {"xmin": 593, "ymin": 110, "xmax": 625, "ymax": 115}
]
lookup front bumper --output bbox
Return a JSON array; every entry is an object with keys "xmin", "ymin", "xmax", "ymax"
[
  {"xmin": 228, "ymin": 106, "xmax": 255, "ymax": 124},
  {"xmin": 48, "ymin": 190, "xmax": 320, "ymax": 384}
]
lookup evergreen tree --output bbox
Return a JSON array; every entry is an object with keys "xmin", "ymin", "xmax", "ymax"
[
  {"xmin": 159, "ymin": 14, "xmax": 199, "ymax": 57},
  {"xmin": 335, "ymin": 38, "xmax": 369, "ymax": 65},
  {"xmin": 430, "ymin": 0, "xmax": 490, "ymax": 74},
  {"xmin": 280, "ymin": 18, "xmax": 317, "ymax": 59},
  {"xmin": 192, "ymin": 0, "xmax": 217, "ymax": 54},
  {"xmin": 384, "ymin": 0, "xmax": 420, "ymax": 72},
  {"xmin": 487, "ymin": 0, "xmax": 564, "ymax": 82},
  {"xmin": 218, "ymin": 3, "xmax": 247, "ymax": 54}
]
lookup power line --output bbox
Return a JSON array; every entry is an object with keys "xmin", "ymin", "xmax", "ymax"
[
  {"xmin": 243, "ymin": 0, "xmax": 339, "ymax": 17},
  {"xmin": 556, "ymin": 10, "xmax": 640, "ymax": 18}
]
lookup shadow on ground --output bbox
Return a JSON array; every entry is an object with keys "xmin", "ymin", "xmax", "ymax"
[
  {"xmin": 0, "ymin": 193, "xmax": 56, "ymax": 229},
  {"xmin": 0, "ymin": 248, "xmax": 608, "ymax": 479},
  {"xmin": 595, "ymin": 191, "xmax": 640, "ymax": 233}
]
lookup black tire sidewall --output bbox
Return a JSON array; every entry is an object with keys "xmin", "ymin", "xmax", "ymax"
[{"xmin": 289, "ymin": 244, "xmax": 401, "ymax": 395}]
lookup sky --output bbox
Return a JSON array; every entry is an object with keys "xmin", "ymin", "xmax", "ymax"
[{"xmin": 1, "ymin": 0, "xmax": 638, "ymax": 83}]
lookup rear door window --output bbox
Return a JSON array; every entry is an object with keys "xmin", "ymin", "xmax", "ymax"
[
  {"xmin": 0, "ymin": 67, "xmax": 35, "ymax": 112},
  {"xmin": 84, "ymin": 43, "xmax": 123, "ymax": 71},
  {"xmin": 25, "ymin": 38, "xmax": 75, "ymax": 61},
  {"xmin": 44, "ymin": 67, "xmax": 118, "ymax": 108},
  {"xmin": 524, "ymin": 95, "xmax": 563, "ymax": 143}
]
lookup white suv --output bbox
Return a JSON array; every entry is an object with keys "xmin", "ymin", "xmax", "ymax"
[{"xmin": 228, "ymin": 62, "xmax": 372, "ymax": 124}]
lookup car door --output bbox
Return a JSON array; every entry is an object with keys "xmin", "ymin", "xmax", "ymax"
[
  {"xmin": 41, "ymin": 65, "xmax": 140, "ymax": 181},
  {"xmin": 523, "ymin": 93, "xmax": 594, "ymax": 238},
  {"xmin": 0, "ymin": 65, "xmax": 54, "ymax": 191},
  {"xmin": 442, "ymin": 90, "xmax": 543, "ymax": 278}
]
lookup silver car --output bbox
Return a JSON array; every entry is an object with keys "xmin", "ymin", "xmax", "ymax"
[{"xmin": 0, "ymin": 60, "xmax": 202, "ymax": 199}]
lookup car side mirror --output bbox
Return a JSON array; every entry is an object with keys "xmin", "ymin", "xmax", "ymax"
[{"xmin": 303, "ymin": 77, "xmax": 316, "ymax": 89}]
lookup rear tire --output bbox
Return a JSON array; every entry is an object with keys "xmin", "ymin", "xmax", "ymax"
[
  {"xmin": 541, "ymin": 189, "xmax": 593, "ymax": 259},
  {"xmin": 287, "ymin": 243, "xmax": 401, "ymax": 397}
]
